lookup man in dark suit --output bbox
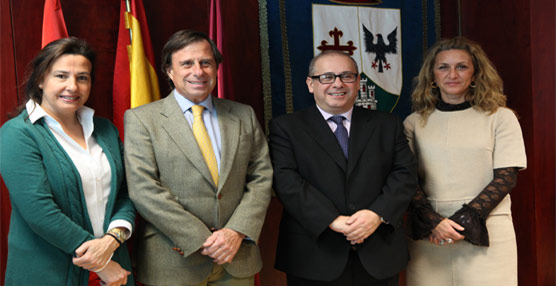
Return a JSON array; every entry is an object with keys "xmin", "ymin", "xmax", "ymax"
[
  {"xmin": 124, "ymin": 30, "xmax": 272, "ymax": 286},
  {"xmin": 269, "ymin": 50, "xmax": 417, "ymax": 286}
]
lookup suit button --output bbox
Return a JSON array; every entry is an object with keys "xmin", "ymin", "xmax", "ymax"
[
  {"xmin": 217, "ymin": 194, "xmax": 222, "ymax": 199},
  {"xmin": 351, "ymin": 245, "xmax": 357, "ymax": 251},
  {"xmin": 348, "ymin": 203, "xmax": 355, "ymax": 210}
]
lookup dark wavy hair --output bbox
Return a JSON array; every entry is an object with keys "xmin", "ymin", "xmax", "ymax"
[
  {"xmin": 160, "ymin": 29, "xmax": 222, "ymax": 90},
  {"xmin": 411, "ymin": 37, "xmax": 506, "ymax": 123},
  {"xmin": 15, "ymin": 37, "xmax": 95, "ymax": 116}
]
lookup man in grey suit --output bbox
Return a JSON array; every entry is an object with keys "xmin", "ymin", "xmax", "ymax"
[{"xmin": 124, "ymin": 30, "xmax": 272, "ymax": 286}]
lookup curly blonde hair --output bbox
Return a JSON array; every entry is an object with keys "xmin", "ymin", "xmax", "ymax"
[{"xmin": 411, "ymin": 37, "xmax": 507, "ymax": 122}]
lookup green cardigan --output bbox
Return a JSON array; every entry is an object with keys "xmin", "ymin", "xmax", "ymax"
[{"xmin": 0, "ymin": 111, "xmax": 135, "ymax": 286}]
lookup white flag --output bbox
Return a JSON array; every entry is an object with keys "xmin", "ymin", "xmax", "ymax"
[{"xmin": 312, "ymin": 4, "xmax": 402, "ymax": 95}]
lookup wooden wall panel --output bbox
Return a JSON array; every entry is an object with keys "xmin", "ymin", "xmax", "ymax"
[
  {"xmin": 60, "ymin": 0, "xmax": 120, "ymax": 119},
  {"xmin": 529, "ymin": 0, "xmax": 556, "ymax": 284},
  {"xmin": 142, "ymin": 0, "xmax": 210, "ymax": 98},
  {"xmin": 220, "ymin": 0, "xmax": 264, "ymax": 122},
  {"xmin": 10, "ymin": 0, "xmax": 120, "ymax": 119},
  {"xmin": 460, "ymin": 1, "xmax": 539, "ymax": 282},
  {"xmin": 10, "ymin": 0, "xmax": 43, "ymax": 107},
  {"xmin": 8, "ymin": 0, "xmax": 265, "ymax": 119},
  {"xmin": 258, "ymin": 198, "xmax": 287, "ymax": 285},
  {"xmin": 0, "ymin": 0, "xmax": 19, "ymax": 283},
  {"xmin": 438, "ymin": 0, "xmax": 459, "ymax": 37},
  {"xmin": 440, "ymin": 0, "xmax": 555, "ymax": 284}
]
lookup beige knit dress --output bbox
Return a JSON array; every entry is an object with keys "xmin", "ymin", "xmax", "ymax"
[{"xmin": 403, "ymin": 107, "xmax": 527, "ymax": 286}]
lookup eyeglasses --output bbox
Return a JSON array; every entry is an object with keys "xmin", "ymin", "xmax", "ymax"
[{"xmin": 310, "ymin": 72, "xmax": 358, "ymax": 84}]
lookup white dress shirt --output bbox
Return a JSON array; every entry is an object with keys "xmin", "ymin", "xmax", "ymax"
[{"xmin": 316, "ymin": 105, "xmax": 353, "ymax": 136}]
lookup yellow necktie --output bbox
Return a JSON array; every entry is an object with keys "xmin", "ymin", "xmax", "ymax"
[{"xmin": 191, "ymin": 105, "xmax": 218, "ymax": 186}]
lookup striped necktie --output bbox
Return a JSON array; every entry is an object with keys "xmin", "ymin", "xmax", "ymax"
[{"xmin": 191, "ymin": 105, "xmax": 218, "ymax": 186}]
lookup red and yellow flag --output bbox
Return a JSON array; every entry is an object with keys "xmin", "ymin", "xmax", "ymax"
[
  {"xmin": 113, "ymin": 0, "xmax": 160, "ymax": 138},
  {"xmin": 41, "ymin": 0, "xmax": 68, "ymax": 48}
]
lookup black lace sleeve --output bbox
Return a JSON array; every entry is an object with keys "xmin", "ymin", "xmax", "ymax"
[
  {"xmin": 449, "ymin": 167, "xmax": 519, "ymax": 246},
  {"xmin": 408, "ymin": 185, "xmax": 444, "ymax": 240}
]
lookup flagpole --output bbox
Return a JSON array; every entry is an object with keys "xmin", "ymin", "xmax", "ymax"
[{"xmin": 126, "ymin": 0, "xmax": 132, "ymax": 42}]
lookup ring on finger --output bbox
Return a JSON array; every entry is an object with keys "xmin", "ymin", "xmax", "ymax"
[
  {"xmin": 439, "ymin": 240, "xmax": 445, "ymax": 245},
  {"xmin": 446, "ymin": 238, "xmax": 453, "ymax": 244}
]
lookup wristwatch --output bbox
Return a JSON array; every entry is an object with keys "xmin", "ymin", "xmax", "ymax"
[{"xmin": 106, "ymin": 228, "xmax": 126, "ymax": 244}]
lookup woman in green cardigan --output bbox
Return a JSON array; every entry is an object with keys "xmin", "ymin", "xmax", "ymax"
[{"xmin": 0, "ymin": 38, "xmax": 135, "ymax": 285}]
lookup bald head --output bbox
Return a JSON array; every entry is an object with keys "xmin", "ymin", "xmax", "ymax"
[{"xmin": 308, "ymin": 51, "xmax": 358, "ymax": 77}]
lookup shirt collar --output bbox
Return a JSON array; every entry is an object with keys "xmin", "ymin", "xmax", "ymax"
[
  {"xmin": 25, "ymin": 99, "xmax": 95, "ymax": 138},
  {"xmin": 316, "ymin": 104, "xmax": 353, "ymax": 122},
  {"xmin": 26, "ymin": 100, "xmax": 48, "ymax": 124},
  {"xmin": 173, "ymin": 90, "xmax": 215, "ymax": 114}
]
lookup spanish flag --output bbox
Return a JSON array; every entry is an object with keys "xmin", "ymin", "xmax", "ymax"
[
  {"xmin": 113, "ymin": 0, "xmax": 160, "ymax": 138},
  {"xmin": 41, "ymin": 0, "xmax": 68, "ymax": 48}
]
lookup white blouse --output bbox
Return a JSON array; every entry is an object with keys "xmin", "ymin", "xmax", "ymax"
[{"xmin": 26, "ymin": 100, "xmax": 132, "ymax": 238}]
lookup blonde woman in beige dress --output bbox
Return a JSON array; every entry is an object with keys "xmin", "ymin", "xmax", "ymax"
[{"xmin": 403, "ymin": 37, "xmax": 526, "ymax": 286}]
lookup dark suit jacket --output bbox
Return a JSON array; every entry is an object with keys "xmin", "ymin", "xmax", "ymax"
[{"xmin": 269, "ymin": 106, "xmax": 417, "ymax": 281}]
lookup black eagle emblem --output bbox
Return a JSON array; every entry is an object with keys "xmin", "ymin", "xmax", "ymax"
[{"xmin": 362, "ymin": 25, "xmax": 398, "ymax": 73}]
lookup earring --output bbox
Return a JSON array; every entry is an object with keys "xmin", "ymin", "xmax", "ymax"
[
  {"xmin": 470, "ymin": 81, "xmax": 476, "ymax": 88},
  {"xmin": 431, "ymin": 81, "xmax": 438, "ymax": 88}
]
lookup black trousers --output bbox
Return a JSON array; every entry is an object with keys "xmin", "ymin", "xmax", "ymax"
[{"xmin": 287, "ymin": 250, "xmax": 399, "ymax": 286}]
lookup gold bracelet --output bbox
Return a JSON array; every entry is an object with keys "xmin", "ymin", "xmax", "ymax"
[
  {"xmin": 104, "ymin": 232, "xmax": 122, "ymax": 245},
  {"xmin": 106, "ymin": 228, "xmax": 126, "ymax": 244}
]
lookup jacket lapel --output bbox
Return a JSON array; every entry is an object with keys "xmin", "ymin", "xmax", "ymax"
[
  {"xmin": 160, "ymin": 95, "xmax": 216, "ymax": 187},
  {"xmin": 347, "ymin": 107, "xmax": 376, "ymax": 176},
  {"xmin": 213, "ymin": 99, "xmax": 240, "ymax": 192},
  {"xmin": 302, "ymin": 106, "xmax": 347, "ymax": 171}
]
